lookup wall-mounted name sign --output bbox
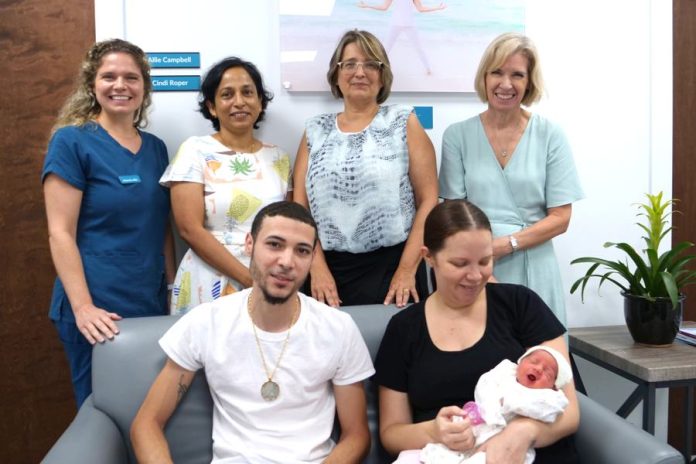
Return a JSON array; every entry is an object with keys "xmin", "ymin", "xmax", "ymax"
[
  {"xmin": 414, "ymin": 106, "xmax": 433, "ymax": 130},
  {"xmin": 147, "ymin": 52, "xmax": 200, "ymax": 68},
  {"xmin": 152, "ymin": 75, "xmax": 201, "ymax": 92}
]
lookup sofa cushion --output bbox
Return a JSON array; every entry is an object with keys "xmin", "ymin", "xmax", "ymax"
[
  {"xmin": 92, "ymin": 315, "xmax": 214, "ymax": 463},
  {"xmin": 46, "ymin": 307, "xmax": 685, "ymax": 464}
]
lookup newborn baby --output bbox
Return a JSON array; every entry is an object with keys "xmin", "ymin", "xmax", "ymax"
[{"xmin": 396, "ymin": 346, "xmax": 572, "ymax": 464}]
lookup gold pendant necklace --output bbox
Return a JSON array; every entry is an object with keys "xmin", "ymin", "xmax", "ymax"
[{"xmin": 247, "ymin": 291, "xmax": 300, "ymax": 401}]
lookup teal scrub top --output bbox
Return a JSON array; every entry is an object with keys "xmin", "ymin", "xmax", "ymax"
[
  {"xmin": 439, "ymin": 114, "xmax": 584, "ymax": 325},
  {"xmin": 42, "ymin": 123, "xmax": 170, "ymax": 322}
]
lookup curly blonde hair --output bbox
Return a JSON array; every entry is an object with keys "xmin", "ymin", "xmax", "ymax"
[{"xmin": 52, "ymin": 39, "xmax": 152, "ymax": 133}]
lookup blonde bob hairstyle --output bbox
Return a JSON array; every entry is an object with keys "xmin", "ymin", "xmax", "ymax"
[
  {"xmin": 52, "ymin": 38, "xmax": 152, "ymax": 133},
  {"xmin": 327, "ymin": 29, "xmax": 393, "ymax": 104},
  {"xmin": 474, "ymin": 32, "xmax": 544, "ymax": 107}
]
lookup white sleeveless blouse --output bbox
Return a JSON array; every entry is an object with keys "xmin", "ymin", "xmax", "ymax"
[{"xmin": 305, "ymin": 105, "xmax": 416, "ymax": 253}]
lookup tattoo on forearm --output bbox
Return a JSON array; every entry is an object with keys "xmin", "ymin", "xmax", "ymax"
[{"xmin": 176, "ymin": 374, "xmax": 189, "ymax": 404}]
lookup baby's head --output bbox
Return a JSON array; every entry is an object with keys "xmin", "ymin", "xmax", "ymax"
[{"xmin": 517, "ymin": 346, "xmax": 572, "ymax": 390}]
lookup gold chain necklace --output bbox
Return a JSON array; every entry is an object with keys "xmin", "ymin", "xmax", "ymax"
[{"xmin": 247, "ymin": 291, "xmax": 300, "ymax": 401}]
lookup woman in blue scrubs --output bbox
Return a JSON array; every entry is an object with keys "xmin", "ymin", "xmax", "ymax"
[{"xmin": 42, "ymin": 39, "xmax": 175, "ymax": 408}]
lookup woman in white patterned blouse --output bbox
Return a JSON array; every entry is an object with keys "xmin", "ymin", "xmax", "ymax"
[{"xmin": 293, "ymin": 30, "xmax": 438, "ymax": 308}]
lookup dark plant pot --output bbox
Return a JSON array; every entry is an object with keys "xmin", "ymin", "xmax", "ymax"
[{"xmin": 623, "ymin": 292, "xmax": 685, "ymax": 346}]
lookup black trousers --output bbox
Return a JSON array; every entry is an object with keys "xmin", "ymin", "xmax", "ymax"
[{"xmin": 303, "ymin": 241, "xmax": 429, "ymax": 307}]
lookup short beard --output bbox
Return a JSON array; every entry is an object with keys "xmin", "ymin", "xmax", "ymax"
[
  {"xmin": 260, "ymin": 286, "xmax": 292, "ymax": 305},
  {"xmin": 249, "ymin": 254, "xmax": 304, "ymax": 305}
]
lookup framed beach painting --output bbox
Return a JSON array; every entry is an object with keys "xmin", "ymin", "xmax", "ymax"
[{"xmin": 279, "ymin": 0, "xmax": 525, "ymax": 93}]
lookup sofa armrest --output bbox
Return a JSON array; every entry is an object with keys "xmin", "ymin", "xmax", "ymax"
[
  {"xmin": 42, "ymin": 395, "xmax": 127, "ymax": 464},
  {"xmin": 576, "ymin": 394, "xmax": 683, "ymax": 464}
]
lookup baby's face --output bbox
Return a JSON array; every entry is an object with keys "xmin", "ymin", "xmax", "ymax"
[{"xmin": 517, "ymin": 350, "xmax": 558, "ymax": 389}]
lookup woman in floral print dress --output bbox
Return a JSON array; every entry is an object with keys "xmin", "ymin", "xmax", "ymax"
[{"xmin": 160, "ymin": 57, "xmax": 292, "ymax": 314}]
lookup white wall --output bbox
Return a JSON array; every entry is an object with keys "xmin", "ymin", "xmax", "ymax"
[{"xmin": 95, "ymin": 0, "xmax": 673, "ymax": 439}]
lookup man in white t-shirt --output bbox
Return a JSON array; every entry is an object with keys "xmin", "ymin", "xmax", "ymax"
[{"xmin": 131, "ymin": 201, "xmax": 375, "ymax": 463}]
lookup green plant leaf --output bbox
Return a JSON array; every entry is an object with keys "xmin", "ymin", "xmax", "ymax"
[
  {"xmin": 661, "ymin": 252, "xmax": 695, "ymax": 273},
  {"xmin": 571, "ymin": 257, "xmax": 637, "ymax": 284},
  {"xmin": 569, "ymin": 262, "xmax": 601, "ymax": 298},
  {"xmin": 655, "ymin": 245, "xmax": 696, "ymax": 283},
  {"xmin": 570, "ymin": 272, "xmax": 629, "ymax": 300},
  {"xmin": 646, "ymin": 248, "xmax": 659, "ymax": 269},
  {"xmin": 659, "ymin": 272, "xmax": 680, "ymax": 308},
  {"xmin": 609, "ymin": 242, "xmax": 652, "ymax": 285},
  {"xmin": 599, "ymin": 272, "xmax": 630, "ymax": 293},
  {"xmin": 675, "ymin": 269, "xmax": 696, "ymax": 288},
  {"xmin": 570, "ymin": 192, "xmax": 693, "ymax": 305}
]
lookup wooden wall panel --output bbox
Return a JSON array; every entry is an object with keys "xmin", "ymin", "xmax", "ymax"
[
  {"xmin": 670, "ymin": 0, "xmax": 696, "ymax": 452},
  {"xmin": 0, "ymin": 1, "xmax": 94, "ymax": 462}
]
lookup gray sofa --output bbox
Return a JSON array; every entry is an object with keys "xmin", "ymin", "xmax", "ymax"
[{"xmin": 43, "ymin": 305, "xmax": 684, "ymax": 464}]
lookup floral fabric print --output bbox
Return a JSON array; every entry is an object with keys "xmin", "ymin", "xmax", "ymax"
[{"xmin": 160, "ymin": 135, "xmax": 292, "ymax": 314}]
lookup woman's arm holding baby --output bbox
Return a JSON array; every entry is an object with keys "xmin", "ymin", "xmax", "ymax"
[{"xmin": 478, "ymin": 336, "xmax": 579, "ymax": 464}]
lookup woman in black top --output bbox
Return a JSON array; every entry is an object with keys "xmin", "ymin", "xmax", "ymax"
[{"xmin": 375, "ymin": 200, "xmax": 579, "ymax": 464}]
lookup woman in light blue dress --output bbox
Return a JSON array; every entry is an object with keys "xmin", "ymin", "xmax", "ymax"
[{"xmin": 439, "ymin": 33, "xmax": 583, "ymax": 325}]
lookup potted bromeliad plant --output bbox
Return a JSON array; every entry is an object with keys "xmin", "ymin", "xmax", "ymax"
[{"xmin": 570, "ymin": 192, "xmax": 696, "ymax": 345}]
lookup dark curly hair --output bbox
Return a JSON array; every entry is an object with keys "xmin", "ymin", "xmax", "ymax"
[{"xmin": 198, "ymin": 57, "xmax": 273, "ymax": 131}]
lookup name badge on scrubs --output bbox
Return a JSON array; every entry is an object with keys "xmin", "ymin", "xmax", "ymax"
[{"xmin": 119, "ymin": 174, "xmax": 142, "ymax": 185}]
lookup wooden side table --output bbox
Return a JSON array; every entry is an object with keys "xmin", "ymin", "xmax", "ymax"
[{"xmin": 569, "ymin": 325, "xmax": 696, "ymax": 462}]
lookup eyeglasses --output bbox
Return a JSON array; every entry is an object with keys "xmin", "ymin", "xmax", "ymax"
[{"xmin": 337, "ymin": 60, "xmax": 383, "ymax": 73}]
